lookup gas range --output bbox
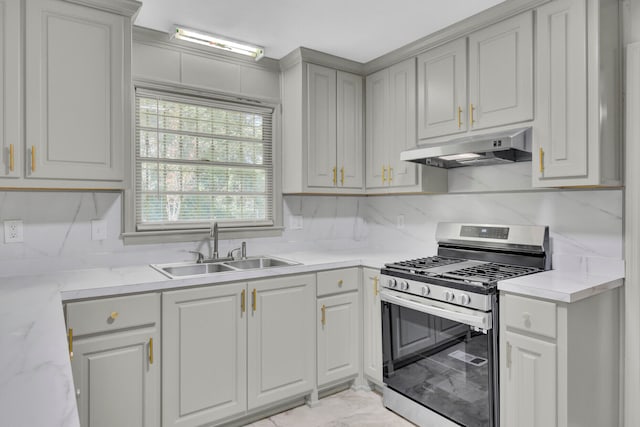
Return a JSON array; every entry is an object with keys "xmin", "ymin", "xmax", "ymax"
[{"xmin": 380, "ymin": 222, "xmax": 551, "ymax": 427}]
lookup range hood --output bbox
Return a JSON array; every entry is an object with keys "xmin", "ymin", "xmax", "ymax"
[{"xmin": 401, "ymin": 127, "xmax": 532, "ymax": 169}]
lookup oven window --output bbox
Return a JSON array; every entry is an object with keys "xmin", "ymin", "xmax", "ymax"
[{"xmin": 382, "ymin": 302, "xmax": 494, "ymax": 427}]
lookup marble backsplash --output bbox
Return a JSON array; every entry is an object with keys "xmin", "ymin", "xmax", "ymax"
[{"xmin": 0, "ymin": 188, "xmax": 623, "ymax": 277}]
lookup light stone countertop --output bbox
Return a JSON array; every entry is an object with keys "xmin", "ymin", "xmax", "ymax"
[{"xmin": 0, "ymin": 249, "xmax": 624, "ymax": 427}]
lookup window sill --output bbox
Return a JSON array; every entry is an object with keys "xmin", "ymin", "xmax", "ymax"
[{"xmin": 122, "ymin": 226, "xmax": 284, "ymax": 245}]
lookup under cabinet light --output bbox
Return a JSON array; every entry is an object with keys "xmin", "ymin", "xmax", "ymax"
[{"xmin": 172, "ymin": 26, "xmax": 265, "ymax": 60}]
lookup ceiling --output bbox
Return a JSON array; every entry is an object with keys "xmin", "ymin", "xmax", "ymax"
[{"xmin": 134, "ymin": 0, "xmax": 506, "ymax": 63}]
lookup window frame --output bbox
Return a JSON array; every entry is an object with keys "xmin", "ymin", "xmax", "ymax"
[{"xmin": 123, "ymin": 80, "xmax": 283, "ymax": 244}]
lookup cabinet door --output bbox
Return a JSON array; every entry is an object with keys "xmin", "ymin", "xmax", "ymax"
[
  {"xmin": 71, "ymin": 328, "xmax": 159, "ymax": 427},
  {"xmin": 417, "ymin": 38, "xmax": 467, "ymax": 140},
  {"xmin": 317, "ymin": 292, "xmax": 359, "ymax": 387},
  {"xmin": 468, "ymin": 12, "xmax": 533, "ymax": 130},
  {"xmin": 502, "ymin": 331, "xmax": 557, "ymax": 427},
  {"xmin": 337, "ymin": 71, "xmax": 363, "ymax": 189},
  {"xmin": 388, "ymin": 58, "xmax": 418, "ymax": 188},
  {"xmin": 25, "ymin": 0, "xmax": 124, "ymax": 180},
  {"xmin": 365, "ymin": 68, "xmax": 389, "ymax": 188},
  {"xmin": 248, "ymin": 274, "xmax": 315, "ymax": 409},
  {"xmin": 363, "ymin": 269, "xmax": 382, "ymax": 383},
  {"xmin": 162, "ymin": 283, "xmax": 247, "ymax": 427},
  {"xmin": 0, "ymin": 0, "xmax": 21, "ymax": 179},
  {"xmin": 307, "ymin": 64, "xmax": 337, "ymax": 188},
  {"xmin": 534, "ymin": 0, "xmax": 587, "ymax": 182}
]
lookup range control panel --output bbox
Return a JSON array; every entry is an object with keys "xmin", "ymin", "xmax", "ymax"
[{"xmin": 460, "ymin": 225, "xmax": 509, "ymax": 240}]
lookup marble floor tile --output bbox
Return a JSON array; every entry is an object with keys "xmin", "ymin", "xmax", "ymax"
[{"xmin": 246, "ymin": 389, "xmax": 415, "ymax": 427}]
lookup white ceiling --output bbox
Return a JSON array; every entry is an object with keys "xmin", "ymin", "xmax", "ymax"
[{"xmin": 134, "ymin": 0, "xmax": 506, "ymax": 63}]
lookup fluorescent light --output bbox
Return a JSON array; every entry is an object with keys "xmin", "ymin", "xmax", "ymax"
[
  {"xmin": 438, "ymin": 153, "xmax": 484, "ymax": 161},
  {"xmin": 172, "ymin": 26, "xmax": 265, "ymax": 60}
]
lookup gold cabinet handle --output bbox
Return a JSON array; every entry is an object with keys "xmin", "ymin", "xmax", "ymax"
[
  {"xmin": 9, "ymin": 144, "xmax": 14, "ymax": 172},
  {"xmin": 373, "ymin": 276, "xmax": 379, "ymax": 297},
  {"xmin": 149, "ymin": 337, "xmax": 154, "ymax": 365},
  {"xmin": 340, "ymin": 167, "xmax": 344, "ymax": 186},
  {"xmin": 241, "ymin": 289, "xmax": 246, "ymax": 313},
  {"xmin": 338, "ymin": 279, "xmax": 343, "ymax": 287},
  {"xmin": 31, "ymin": 146, "xmax": 36, "ymax": 172},
  {"xmin": 539, "ymin": 148, "xmax": 544, "ymax": 173},
  {"xmin": 321, "ymin": 304, "xmax": 326, "ymax": 326},
  {"xmin": 457, "ymin": 106, "xmax": 463, "ymax": 129},
  {"xmin": 109, "ymin": 311, "xmax": 119, "ymax": 320},
  {"xmin": 68, "ymin": 328, "xmax": 73, "ymax": 359},
  {"xmin": 388, "ymin": 165, "xmax": 393, "ymax": 183},
  {"xmin": 332, "ymin": 166, "xmax": 337, "ymax": 185},
  {"xmin": 252, "ymin": 288, "xmax": 257, "ymax": 312},
  {"xmin": 469, "ymin": 103, "xmax": 475, "ymax": 127},
  {"xmin": 382, "ymin": 166, "xmax": 387, "ymax": 184}
]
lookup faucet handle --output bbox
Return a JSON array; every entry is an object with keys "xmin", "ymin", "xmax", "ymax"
[
  {"xmin": 188, "ymin": 251, "xmax": 205, "ymax": 264},
  {"xmin": 241, "ymin": 241, "xmax": 247, "ymax": 259}
]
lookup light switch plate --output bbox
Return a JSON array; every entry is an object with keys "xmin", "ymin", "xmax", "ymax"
[
  {"xmin": 289, "ymin": 215, "xmax": 303, "ymax": 230},
  {"xmin": 4, "ymin": 220, "xmax": 24, "ymax": 243},
  {"xmin": 91, "ymin": 219, "xmax": 107, "ymax": 241}
]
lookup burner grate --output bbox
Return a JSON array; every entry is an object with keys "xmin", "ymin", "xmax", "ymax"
[
  {"xmin": 390, "ymin": 256, "xmax": 462, "ymax": 270},
  {"xmin": 443, "ymin": 263, "xmax": 540, "ymax": 283}
]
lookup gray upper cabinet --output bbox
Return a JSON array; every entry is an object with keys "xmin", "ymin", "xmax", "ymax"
[
  {"xmin": 468, "ymin": 12, "xmax": 533, "ymax": 131},
  {"xmin": 282, "ymin": 56, "xmax": 364, "ymax": 193},
  {"xmin": 533, "ymin": 0, "xmax": 620, "ymax": 187},
  {"xmin": 0, "ymin": 0, "xmax": 21, "ymax": 180},
  {"xmin": 366, "ymin": 58, "xmax": 447, "ymax": 193},
  {"xmin": 26, "ymin": 0, "xmax": 127, "ymax": 182},
  {"xmin": 417, "ymin": 38, "xmax": 467, "ymax": 140},
  {"xmin": 417, "ymin": 12, "xmax": 533, "ymax": 143}
]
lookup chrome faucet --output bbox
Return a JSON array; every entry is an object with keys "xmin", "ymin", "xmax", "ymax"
[
  {"xmin": 228, "ymin": 241, "xmax": 247, "ymax": 260},
  {"xmin": 210, "ymin": 222, "xmax": 219, "ymax": 260}
]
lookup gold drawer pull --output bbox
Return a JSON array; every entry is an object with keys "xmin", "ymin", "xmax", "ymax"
[
  {"xmin": 149, "ymin": 337, "xmax": 153, "ymax": 365},
  {"xmin": 332, "ymin": 166, "xmax": 337, "ymax": 185},
  {"xmin": 373, "ymin": 276, "xmax": 379, "ymax": 297},
  {"xmin": 68, "ymin": 328, "xmax": 73, "ymax": 359},
  {"xmin": 382, "ymin": 166, "xmax": 387, "ymax": 184},
  {"xmin": 338, "ymin": 279, "xmax": 343, "ymax": 287},
  {"xmin": 109, "ymin": 311, "xmax": 119, "ymax": 320},
  {"xmin": 31, "ymin": 146, "xmax": 36, "ymax": 172},
  {"xmin": 9, "ymin": 144, "xmax": 14, "ymax": 172},
  {"xmin": 539, "ymin": 148, "xmax": 544, "ymax": 173},
  {"xmin": 321, "ymin": 304, "xmax": 326, "ymax": 326},
  {"xmin": 340, "ymin": 167, "xmax": 344, "ymax": 186},
  {"xmin": 388, "ymin": 165, "xmax": 393, "ymax": 182},
  {"xmin": 241, "ymin": 289, "xmax": 246, "ymax": 313},
  {"xmin": 252, "ymin": 288, "xmax": 257, "ymax": 312},
  {"xmin": 469, "ymin": 103, "xmax": 475, "ymax": 126},
  {"xmin": 457, "ymin": 106, "xmax": 463, "ymax": 129}
]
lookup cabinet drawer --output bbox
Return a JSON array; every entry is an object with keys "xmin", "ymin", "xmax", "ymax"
[
  {"xmin": 317, "ymin": 268, "xmax": 359, "ymax": 296},
  {"xmin": 66, "ymin": 293, "xmax": 160, "ymax": 336},
  {"xmin": 504, "ymin": 294, "xmax": 556, "ymax": 339}
]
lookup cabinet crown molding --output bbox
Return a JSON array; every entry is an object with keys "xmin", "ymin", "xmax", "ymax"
[
  {"xmin": 279, "ymin": 47, "xmax": 364, "ymax": 75},
  {"xmin": 64, "ymin": 0, "xmax": 142, "ymax": 17}
]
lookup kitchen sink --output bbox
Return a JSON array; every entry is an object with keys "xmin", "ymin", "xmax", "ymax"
[
  {"xmin": 223, "ymin": 257, "xmax": 296, "ymax": 270},
  {"xmin": 151, "ymin": 256, "xmax": 299, "ymax": 279}
]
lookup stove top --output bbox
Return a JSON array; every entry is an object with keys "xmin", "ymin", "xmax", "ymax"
[{"xmin": 383, "ymin": 256, "xmax": 541, "ymax": 287}]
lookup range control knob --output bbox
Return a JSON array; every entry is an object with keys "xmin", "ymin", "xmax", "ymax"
[
  {"xmin": 387, "ymin": 278, "xmax": 397, "ymax": 288},
  {"xmin": 421, "ymin": 286, "xmax": 431, "ymax": 296},
  {"xmin": 444, "ymin": 291, "xmax": 455, "ymax": 302},
  {"xmin": 459, "ymin": 294, "xmax": 471, "ymax": 306},
  {"xmin": 400, "ymin": 281, "xmax": 410, "ymax": 291}
]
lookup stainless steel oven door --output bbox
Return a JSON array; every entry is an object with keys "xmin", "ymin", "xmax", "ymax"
[{"xmin": 381, "ymin": 289, "xmax": 497, "ymax": 427}]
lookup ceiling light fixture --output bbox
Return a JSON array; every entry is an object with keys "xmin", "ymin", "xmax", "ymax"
[{"xmin": 172, "ymin": 26, "xmax": 265, "ymax": 61}]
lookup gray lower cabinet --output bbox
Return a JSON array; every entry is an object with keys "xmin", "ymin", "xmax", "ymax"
[
  {"xmin": 162, "ymin": 282, "xmax": 247, "ymax": 427},
  {"xmin": 162, "ymin": 274, "xmax": 315, "ymax": 426},
  {"xmin": 362, "ymin": 268, "xmax": 382, "ymax": 384},
  {"xmin": 66, "ymin": 293, "xmax": 160, "ymax": 427},
  {"xmin": 317, "ymin": 292, "xmax": 359, "ymax": 387},
  {"xmin": 248, "ymin": 274, "xmax": 316, "ymax": 409}
]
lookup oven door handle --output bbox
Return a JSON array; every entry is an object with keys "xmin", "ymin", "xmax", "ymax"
[{"xmin": 380, "ymin": 290, "xmax": 492, "ymax": 330}]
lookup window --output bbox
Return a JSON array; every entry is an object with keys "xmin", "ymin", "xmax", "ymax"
[{"xmin": 135, "ymin": 89, "xmax": 274, "ymax": 231}]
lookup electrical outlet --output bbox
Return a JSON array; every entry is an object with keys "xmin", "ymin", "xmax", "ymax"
[
  {"xmin": 396, "ymin": 215, "xmax": 405, "ymax": 229},
  {"xmin": 4, "ymin": 220, "xmax": 24, "ymax": 243},
  {"xmin": 91, "ymin": 219, "xmax": 108, "ymax": 241}
]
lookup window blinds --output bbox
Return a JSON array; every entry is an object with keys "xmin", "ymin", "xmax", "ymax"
[{"xmin": 135, "ymin": 89, "xmax": 274, "ymax": 231}]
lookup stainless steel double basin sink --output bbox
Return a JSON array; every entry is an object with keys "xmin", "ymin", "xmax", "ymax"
[{"xmin": 151, "ymin": 256, "xmax": 299, "ymax": 279}]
